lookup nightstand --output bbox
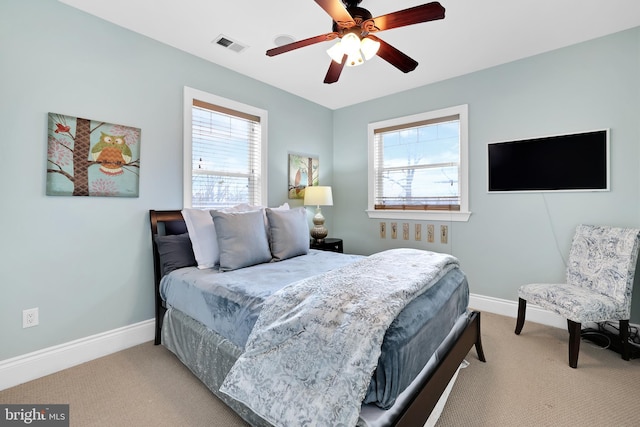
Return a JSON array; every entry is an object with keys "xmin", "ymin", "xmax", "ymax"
[{"xmin": 310, "ymin": 238, "xmax": 343, "ymax": 253}]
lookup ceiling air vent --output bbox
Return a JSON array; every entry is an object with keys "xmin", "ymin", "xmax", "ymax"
[{"xmin": 213, "ymin": 35, "xmax": 247, "ymax": 53}]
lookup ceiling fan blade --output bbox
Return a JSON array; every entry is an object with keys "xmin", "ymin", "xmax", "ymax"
[
  {"xmin": 266, "ymin": 32, "xmax": 338, "ymax": 56},
  {"xmin": 369, "ymin": 36, "xmax": 418, "ymax": 73},
  {"xmin": 365, "ymin": 2, "xmax": 445, "ymax": 32},
  {"xmin": 314, "ymin": 0, "xmax": 356, "ymax": 28},
  {"xmin": 324, "ymin": 55, "xmax": 347, "ymax": 84}
]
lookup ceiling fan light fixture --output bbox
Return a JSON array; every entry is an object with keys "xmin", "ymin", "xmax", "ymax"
[
  {"xmin": 327, "ymin": 42, "xmax": 345, "ymax": 63},
  {"xmin": 341, "ymin": 32, "xmax": 361, "ymax": 55},
  {"xmin": 327, "ymin": 32, "xmax": 377, "ymax": 66},
  {"xmin": 360, "ymin": 37, "xmax": 380, "ymax": 60}
]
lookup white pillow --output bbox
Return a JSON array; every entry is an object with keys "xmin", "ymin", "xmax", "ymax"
[{"xmin": 181, "ymin": 208, "xmax": 219, "ymax": 269}]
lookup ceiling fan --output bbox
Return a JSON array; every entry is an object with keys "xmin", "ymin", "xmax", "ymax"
[{"xmin": 266, "ymin": 0, "xmax": 445, "ymax": 84}]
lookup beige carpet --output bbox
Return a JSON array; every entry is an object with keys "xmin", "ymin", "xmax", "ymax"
[
  {"xmin": 437, "ymin": 312, "xmax": 640, "ymax": 426},
  {"xmin": 1, "ymin": 312, "xmax": 639, "ymax": 426}
]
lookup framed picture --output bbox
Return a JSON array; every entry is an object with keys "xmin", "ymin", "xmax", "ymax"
[
  {"xmin": 46, "ymin": 112, "xmax": 141, "ymax": 197},
  {"xmin": 288, "ymin": 153, "xmax": 318, "ymax": 199}
]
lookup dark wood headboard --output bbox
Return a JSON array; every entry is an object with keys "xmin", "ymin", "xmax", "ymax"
[{"xmin": 149, "ymin": 210, "xmax": 186, "ymax": 345}]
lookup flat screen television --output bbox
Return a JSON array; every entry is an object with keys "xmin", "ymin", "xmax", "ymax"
[{"xmin": 487, "ymin": 129, "xmax": 609, "ymax": 192}]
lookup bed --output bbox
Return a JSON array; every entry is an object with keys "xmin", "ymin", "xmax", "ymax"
[{"xmin": 149, "ymin": 208, "xmax": 485, "ymax": 426}]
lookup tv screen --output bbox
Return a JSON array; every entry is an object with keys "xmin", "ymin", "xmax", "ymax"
[{"xmin": 487, "ymin": 129, "xmax": 609, "ymax": 192}]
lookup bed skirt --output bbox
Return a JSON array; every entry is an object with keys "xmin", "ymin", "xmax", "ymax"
[{"xmin": 162, "ymin": 306, "xmax": 471, "ymax": 427}]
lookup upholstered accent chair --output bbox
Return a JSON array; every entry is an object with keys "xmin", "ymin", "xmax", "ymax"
[{"xmin": 515, "ymin": 224, "xmax": 640, "ymax": 368}]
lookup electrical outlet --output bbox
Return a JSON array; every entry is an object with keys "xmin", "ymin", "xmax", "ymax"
[
  {"xmin": 23, "ymin": 308, "xmax": 39, "ymax": 328},
  {"xmin": 441, "ymin": 225, "xmax": 448, "ymax": 244}
]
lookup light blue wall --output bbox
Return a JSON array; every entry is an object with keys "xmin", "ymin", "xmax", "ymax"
[
  {"xmin": 2, "ymin": 0, "xmax": 639, "ymax": 362},
  {"xmin": 332, "ymin": 27, "xmax": 640, "ymax": 322},
  {"xmin": 0, "ymin": 0, "xmax": 333, "ymax": 360}
]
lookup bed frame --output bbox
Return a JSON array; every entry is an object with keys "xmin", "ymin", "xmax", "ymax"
[{"xmin": 149, "ymin": 209, "xmax": 486, "ymax": 427}]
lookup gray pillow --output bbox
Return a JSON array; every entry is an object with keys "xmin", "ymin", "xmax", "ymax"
[
  {"xmin": 266, "ymin": 207, "xmax": 310, "ymax": 261},
  {"xmin": 210, "ymin": 209, "xmax": 272, "ymax": 271},
  {"xmin": 154, "ymin": 233, "xmax": 197, "ymax": 276}
]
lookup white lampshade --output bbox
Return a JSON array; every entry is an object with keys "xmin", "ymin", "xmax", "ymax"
[
  {"xmin": 303, "ymin": 186, "xmax": 333, "ymax": 207},
  {"xmin": 360, "ymin": 37, "xmax": 380, "ymax": 60},
  {"xmin": 327, "ymin": 42, "xmax": 345, "ymax": 63},
  {"xmin": 341, "ymin": 33, "xmax": 360, "ymax": 55}
]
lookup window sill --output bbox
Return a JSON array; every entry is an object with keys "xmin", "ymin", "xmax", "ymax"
[{"xmin": 365, "ymin": 210, "xmax": 471, "ymax": 222}]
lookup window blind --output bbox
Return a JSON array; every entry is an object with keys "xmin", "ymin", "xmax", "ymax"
[
  {"xmin": 191, "ymin": 99, "xmax": 262, "ymax": 209},
  {"xmin": 373, "ymin": 115, "xmax": 461, "ymax": 211}
]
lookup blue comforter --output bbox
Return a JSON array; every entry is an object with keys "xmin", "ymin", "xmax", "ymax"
[
  {"xmin": 160, "ymin": 249, "xmax": 468, "ymax": 410},
  {"xmin": 219, "ymin": 248, "xmax": 461, "ymax": 427},
  {"xmin": 161, "ymin": 250, "xmax": 364, "ymax": 348}
]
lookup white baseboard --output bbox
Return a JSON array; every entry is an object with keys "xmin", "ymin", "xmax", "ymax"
[
  {"xmin": 469, "ymin": 293, "xmax": 567, "ymax": 329},
  {"xmin": 0, "ymin": 295, "xmax": 566, "ymax": 392},
  {"xmin": 0, "ymin": 319, "xmax": 154, "ymax": 391}
]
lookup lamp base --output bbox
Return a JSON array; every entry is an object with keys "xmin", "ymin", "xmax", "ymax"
[
  {"xmin": 310, "ymin": 207, "xmax": 328, "ymax": 244},
  {"xmin": 310, "ymin": 228, "xmax": 328, "ymax": 244}
]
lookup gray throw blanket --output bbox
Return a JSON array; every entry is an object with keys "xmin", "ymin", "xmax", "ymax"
[{"xmin": 219, "ymin": 248, "xmax": 459, "ymax": 427}]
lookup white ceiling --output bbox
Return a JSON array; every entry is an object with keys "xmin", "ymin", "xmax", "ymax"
[{"xmin": 59, "ymin": 0, "xmax": 640, "ymax": 110}]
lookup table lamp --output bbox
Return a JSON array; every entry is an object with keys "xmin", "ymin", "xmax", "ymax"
[{"xmin": 303, "ymin": 186, "xmax": 333, "ymax": 244}]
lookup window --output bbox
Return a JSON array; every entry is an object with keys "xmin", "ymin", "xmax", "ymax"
[
  {"xmin": 183, "ymin": 87, "xmax": 267, "ymax": 209},
  {"xmin": 367, "ymin": 104, "xmax": 470, "ymax": 221}
]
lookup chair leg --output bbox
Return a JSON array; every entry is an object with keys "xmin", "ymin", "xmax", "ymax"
[
  {"xmin": 620, "ymin": 320, "xmax": 630, "ymax": 361},
  {"xmin": 515, "ymin": 298, "xmax": 526, "ymax": 335},
  {"xmin": 567, "ymin": 319, "xmax": 581, "ymax": 368}
]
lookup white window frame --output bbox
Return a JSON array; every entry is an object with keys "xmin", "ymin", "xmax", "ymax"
[
  {"xmin": 183, "ymin": 86, "xmax": 268, "ymax": 208},
  {"xmin": 366, "ymin": 104, "xmax": 471, "ymax": 222}
]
